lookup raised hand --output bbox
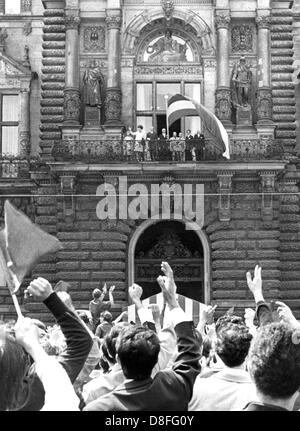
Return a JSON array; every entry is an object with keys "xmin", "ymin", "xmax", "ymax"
[
  {"xmin": 246, "ymin": 265, "xmax": 264, "ymax": 303},
  {"xmin": 102, "ymin": 283, "xmax": 107, "ymax": 294},
  {"xmin": 109, "ymin": 285, "xmax": 115, "ymax": 293},
  {"xmin": 157, "ymin": 261, "xmax": 178, "ymax": 310},
  {"xmin": 129, "ymin": 283, "xmax": 143, "ymax": 308},
  {"xmin": 275, "ymin": 301, "xmax": 299, "ymax": 329},
  {"xmin": 25, "ymin": 277, "xmax": 53, "ymax": 302},
  {"xmin": 161, "ymin": 261, "xmax": 174, "ymax": 282}
]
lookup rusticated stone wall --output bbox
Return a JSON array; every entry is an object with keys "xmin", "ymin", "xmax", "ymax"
[
  {"xmin": 205, "ymin": 177, "xmax": 282, "ymax": 317},
  {"xmin": 40, "ymin": 9, "xmax": 66, "ymax": 161},
  {"xmin": 271, "ymin": 3, "xmax": 296, "ymax": 153}
]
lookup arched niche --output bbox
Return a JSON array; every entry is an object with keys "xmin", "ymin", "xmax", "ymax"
[
  {"xmin": 128, "ymin": 218, "xmax": 211, "ymax": 304},
  {"xmin": 123, "ymin": 8, "xmax": 215, "ymax": 56}
]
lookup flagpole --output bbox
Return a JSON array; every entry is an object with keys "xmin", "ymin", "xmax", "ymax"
[
  {"xmin": 7, "ymin": 261, "xmax": 23, "ymax": 318},
  {"xmin": 164, "ymin": 94, "xmax": 169, "ymax": 138}
]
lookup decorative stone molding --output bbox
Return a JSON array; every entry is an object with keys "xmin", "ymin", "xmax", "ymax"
[
  {"xmin": 256, "ymin": 87, "xmax": 272, "ymax": 122},
  {"xmin": 231, "ymin": 25, "xmax": 253, "ymax": 53},
  {"xmin": 134, "ymin": 64, "xmax": 202, "ymax": 75},
  {"xmin": 215, "ymin": 13, "xmax": 231, "ymax": 30},
  {"xmin": 19, "ymin": 131, "xmax": 30, "ymax": 157},
  {"xmin": 83, "ymin": 26, "xmax": 105, "ymax": 52},
  {"xmin": 217, "ymin": 171, "xmax": 233, "ymax": 222},
  {"xmin": 215, "ymin": 88, "xmax": 232, "ymax": 122},
  {"xmin": 161, "ymin": 0, "xmax": 174, "ymax": 22},
  {"xmin": 65, "ymin": 14, "xmax": 81, "ymax": 31},
  {"xmin": 255, "ymin": 15, "xmax": 271, "ymax": 30},
  {"xmin": 106, "ymin": 16, "xmax": 122, "ymax": 30},
  {"xmin": 60, "ymin": 174, "xmax": 77, "ymax": 219},
  {"xmin": 21, "ymin": 0, "xmax": 32, "ymax": 12},
  {"xmin": 105, "ymin": 87, "xmax": 122, "ymax": 125},
  {"xmin": 63, "ymin": 88, "xmax": 81, "ymax": 123},
  {"xmin": 23, "ymin": 22, "xmax": 32, "ymax": 36},
  {"xmin": 259, "ymin": 171, "xmax": 276, "ymax": 219}
]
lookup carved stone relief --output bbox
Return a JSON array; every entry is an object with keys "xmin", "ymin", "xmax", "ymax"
[
  {"xmin": 83, "ymin": 27, "xmax": 105, "ymax": 52},
  {"xmin": 231, "ymin": 25, "xmax": 253, "ymax": 53}
]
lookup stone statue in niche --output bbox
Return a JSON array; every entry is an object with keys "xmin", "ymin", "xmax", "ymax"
[
  {"xmin": 231, "ymin": 56, "xmax": 252, "ymax": 107},
  {"xmin": 83, "ymin": 60, "xmax": 104, "ymax": 107},
  {"xmin": 146, "ymin": 30, "xmax": 187, "ymax": 63},
  {"xmin": 83, "ymin": 60, "xmax": 105, "ymax": 127},
  {"xmin": 231, "ymin": 56, "xmax": 253, "ymax": 126}
]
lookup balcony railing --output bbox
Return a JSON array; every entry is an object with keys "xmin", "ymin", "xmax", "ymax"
[
  {"xmin": 0, "ymin": 155, "xmax": 43, "ymax": 179},
  {"xmin": 52, "ymin": 138, "xmax": 284, "ymax": 163}
]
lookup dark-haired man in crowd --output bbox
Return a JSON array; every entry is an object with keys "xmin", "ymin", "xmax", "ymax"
[
  {"xmin": 84, "ymin": 262, "xmax": 201, "ymax": 411},
  {"xmin": 244, "ymin": 265, "xmax": 300, "ymax": 411},
  {"xmin": 189, "ymin": 314, "xmax": 255, "ymax": 410}
]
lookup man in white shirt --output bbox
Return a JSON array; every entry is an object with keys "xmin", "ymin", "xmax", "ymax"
[{"xmin": 189, "ymin": 314, "xmax": 255, "ymax": 411}]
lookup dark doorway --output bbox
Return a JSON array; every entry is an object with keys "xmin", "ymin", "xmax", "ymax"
[
  {"xmin": 156, "ymin": 115, "xmax": 181, "ymax": 137},
  {"xmin": 134, "ymin": 221, "xmax": 204, "ymax": 302}
]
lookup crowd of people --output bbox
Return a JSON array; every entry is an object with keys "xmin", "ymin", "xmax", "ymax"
[
  {"xmin": 122, "ymin": 126, "xmax": 205, "ymax": 162},
  {"xmin": 0, "ymin": 262, "xmax": 300, "ymax": 411}
]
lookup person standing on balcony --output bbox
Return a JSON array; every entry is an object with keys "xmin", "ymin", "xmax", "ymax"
[
  {"xmin": 169, "ymin": 131, "xmax": 178, "ymax": 161},
  {"xmin": 177, "ymin": 132, "xmax": 186, "ymax": 162},
  {"xmin": 194, "ymin": 130, "xmax": 205, "ymax": 161},
  {"xmin": 185, "ymin": 129, "xmax": 194, "ymax": 161},
  {"xmin": 158, "ymin": 128, "xmax": 169, "ymax": 161},
  {"xmin": 146, "ymin": 126, "xmax": 158, "ymax": 161},
  {"xmin": 123, "ymin": 129, "xmax": 134, "ymax": 161},
  {"xmin": 129, "ymin": 125, "xmax": 146, "ymax": 162}
]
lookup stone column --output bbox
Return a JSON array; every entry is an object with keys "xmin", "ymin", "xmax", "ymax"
[
  {"xmin": 105, "ymin": 10, "xmax": 122, "ymax": 125},
  {"xmin": 215, "ymin": 12, "xmax": 232, "ymax": 125},
  {"xmin": 256, "ymin": 14, "xmax": 272, "ymax": 123},
  {"xmin": 63, "ymin": 10, "xmax": 81, "ymax": 126},
  {"xmin": 19, "ymin": 87, "xmax": 31, "ymax": 156}
]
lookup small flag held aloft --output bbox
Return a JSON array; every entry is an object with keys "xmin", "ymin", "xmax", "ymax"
[{"xmin": 0, "ymin": 200, "xmax": 63, "ymax": 316}]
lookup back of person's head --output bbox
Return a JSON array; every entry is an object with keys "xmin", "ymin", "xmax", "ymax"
[
  {"xmin": 116, "ymin": 325, "xmax": 160, "ymax": 380},
  {"xmin": 92, "ymin": 288, "xmax": 101, "ymax": 300},
  {"xmin": 215, "ymin": 314, "xmax": 252, "ymax": 367},
  {"xmin": 101, "ymin": 311, "xmax": 113, "ymax": 323},
  {"xmin": 202, "ymin": 335, "xmax": 213, "ymax": 359},
  {"xmin": 102, "ymin": 322, "xmax": 130, "ymax": 364},
  {"xmin": 248, "ymin": 322, "xmax": 300, "ymax": 399},
  {"xmin": 77, "ymin": 311, "xmax": 90, "ymax": 325},
  {"xmin": 0, "ymin": 331, "xmax": 30, "ymax": 411}
]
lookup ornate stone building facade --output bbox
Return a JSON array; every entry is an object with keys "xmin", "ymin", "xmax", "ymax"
[{"xmin": 0, "ymin": 0, "xmax": 300, "ymax": 322}]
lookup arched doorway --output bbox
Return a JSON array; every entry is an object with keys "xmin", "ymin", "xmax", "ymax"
[{"xmin": 128, "ymin": 219, "xmax": 211, "ymax": 304}]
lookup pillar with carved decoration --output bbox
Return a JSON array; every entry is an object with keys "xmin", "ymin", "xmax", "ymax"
[
  {"xmin": 63, "ymin": 9, "xmax": 81, "ymax": 126},
  {"xmin": 256, "ymin": 14, "xmax": 272, "ymax": 123},
  {"xmin": 215, "ymin": 12, "xmax": 232, "ymax": 125},
  {"xmin": 259, "ymin": 171, "xmax": 276, "ymax": 220},
  {"xmin": 105, "ymin": 10, "xmax": 122, "ymax": 125},
  {"xmin": 19, "ymin": 88, "xmax": 31, "ymax": 156},
  {"xmin": 217, "ymin": 171, "xmax": 234, "ymax": 221}
]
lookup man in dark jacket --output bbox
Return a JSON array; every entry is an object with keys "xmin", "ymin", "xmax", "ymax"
[
  {"xmin": 84, "ymin": 262, "xmax": 202, "ymax": 411},
  {"xmin": 19, "ymin": 277, "xmax": 93, "ymax": 410}
]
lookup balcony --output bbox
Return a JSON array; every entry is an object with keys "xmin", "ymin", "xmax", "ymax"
[
  {"xmin": 0, "ymin": 155, "xmax": 43, "ymax": 179},
  {"xmin": 51, "ymin": 138, "xmax": 284, "ymax": 164}
]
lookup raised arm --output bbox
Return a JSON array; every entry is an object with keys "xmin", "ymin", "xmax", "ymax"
[
  {"xmin": 246, "ymin": 265, "xmax": 273, "ymax": 326},
  {"xmin": 157, "ymin": 262, "xmax": 202, "ymax": 401},
  {"xmin": 26, "ymin": 278, "xmax": 93, "ymax": 383}
]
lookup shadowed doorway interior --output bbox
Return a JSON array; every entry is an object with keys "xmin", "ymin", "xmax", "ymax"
[{"xmin": 134, "ymin": 221, "xmax": 204, "ymax": 302}]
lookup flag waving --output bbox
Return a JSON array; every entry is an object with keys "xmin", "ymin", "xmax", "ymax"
[
  {"xmin": 0, "ymin": 200, "xmax": 63, "ymax": 293},
  {"xmin": 167, "ymin": 94, "xmax": 230, "ymax": 159}
]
